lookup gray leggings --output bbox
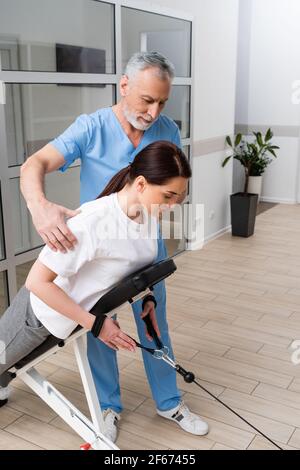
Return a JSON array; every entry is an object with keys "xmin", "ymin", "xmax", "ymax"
[{"xmin": 0, "ymin": 286, "xmax": 51, "ymax": 386}]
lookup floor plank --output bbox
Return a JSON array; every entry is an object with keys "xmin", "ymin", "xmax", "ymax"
[{"xmin": 2, "ymin": 203, "xmax": 300, "ymax": 449}]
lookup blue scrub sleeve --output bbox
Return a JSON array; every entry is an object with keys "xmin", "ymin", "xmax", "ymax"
[
  {"xmin": 50, "ymin": 114, "xmax": 94, "ymax": 172},
  {"xmin": 173, "ymin": 126, "xmax": 182, "ymax": 149}
]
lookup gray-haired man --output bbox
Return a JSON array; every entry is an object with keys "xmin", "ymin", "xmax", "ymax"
[{"xmin": 20, "ymin": 51, "xmax": 209, "ymax": 442}]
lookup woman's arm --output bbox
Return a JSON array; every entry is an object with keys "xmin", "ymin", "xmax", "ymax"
[
  {"xmin": 26, "ymin": 259, "xmax": 95, "ymax": 330},
  {"xmin": 25, "ymin": 260, "xmax": 136, "ymax": 351}
]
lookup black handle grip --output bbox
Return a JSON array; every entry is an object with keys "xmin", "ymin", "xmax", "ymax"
[{"xmin": 142, "ymin": 314, "xmax": 163, "ymax": 349}]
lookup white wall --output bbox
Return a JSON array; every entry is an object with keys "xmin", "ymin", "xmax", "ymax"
[
  {"xmin": 145, "ymin": 0, "xmax": 240, "ymax": 242},
  {"xmin": 235, "ymin": 0, "xmax": 300, "ymax": 203}
]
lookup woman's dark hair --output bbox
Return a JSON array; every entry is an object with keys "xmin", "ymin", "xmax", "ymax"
[{"xmin": 97, "ymin": 140, "xmax": 191, "ymax": 199}]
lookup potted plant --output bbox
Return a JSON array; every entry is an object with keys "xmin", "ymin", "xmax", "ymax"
[{"xmin": 222, "ymin": 128, "xmax": 279, "ymax": 237}]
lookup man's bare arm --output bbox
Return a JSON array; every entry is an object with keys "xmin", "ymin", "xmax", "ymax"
[{"xmin": 20, "ymin": 143, "xmax": 80, "ymax": 252}]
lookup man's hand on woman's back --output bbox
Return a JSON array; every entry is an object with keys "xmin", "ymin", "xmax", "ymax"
[{"xmin": 30, "ymin": 199, "xmax": 80, "ymax": 253}]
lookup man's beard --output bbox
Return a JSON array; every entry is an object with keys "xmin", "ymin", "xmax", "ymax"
[{"xmin": 123, "ymin": 104, "xmax": 157, "ymax": 131}]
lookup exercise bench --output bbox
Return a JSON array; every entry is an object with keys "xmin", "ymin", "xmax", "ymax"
[{"xmin": 0, "ymin": 259, "xmax": 177, "ymax": 450}]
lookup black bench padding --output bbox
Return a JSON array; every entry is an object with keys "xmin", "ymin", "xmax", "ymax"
[
  {"xmin": 13, "ymin": 259, "xmax": 177, "ymax": 371},
  {"xmin": 14, "ymin": 326, "xmax": 82, "ymax": 370},
  {"xmin": 90, "ymin": 258, "xmax": 176, "ymax": 317}
]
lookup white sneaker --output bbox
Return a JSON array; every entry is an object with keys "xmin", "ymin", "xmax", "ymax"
[
  {"xmin": 157, "ymin": 401, "xmax": 209, "ymax": 436},
  {"xmin": 102, "ymin": 408, "xmax": 120, "ymax": 443},
  {"xmin": 0, "ymin": 386, "xmax": 9, "ymax": 406}
]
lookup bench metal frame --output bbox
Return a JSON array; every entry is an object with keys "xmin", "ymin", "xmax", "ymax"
[
  {"xmin": 7, "ymin": 287, "xmax": 152, "ymax": 450},
  {"xmin": 18, "ymin": 330, "xmax": 116, "ymax": 450}
]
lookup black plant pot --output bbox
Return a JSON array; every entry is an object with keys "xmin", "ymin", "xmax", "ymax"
[{"xmin": 230, "ymin": 192, "xmax": 258, "ymax": 237}]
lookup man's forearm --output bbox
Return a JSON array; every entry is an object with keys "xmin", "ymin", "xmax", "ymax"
[
  {"xmin": 20, "ymin": 156, "xmax": 47, "ymax": 210},
  {"xmin": 19, "ymin": 145, "xmax": 78, "ymax": 251}
]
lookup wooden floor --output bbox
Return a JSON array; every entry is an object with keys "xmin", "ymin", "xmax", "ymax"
[{"xmin": 1, "ymin": 203, "xmax": 300, "ymax": 450}]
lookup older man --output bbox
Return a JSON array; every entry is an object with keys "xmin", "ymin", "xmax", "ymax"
[{"xmin": 20, "ymin": 51, "xmax": 209, "ymax": 442}]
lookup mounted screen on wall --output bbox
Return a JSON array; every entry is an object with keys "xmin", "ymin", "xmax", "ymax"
[{"xmin": 56, "ymin": 43, "xmax": 106, "ymax": 74}]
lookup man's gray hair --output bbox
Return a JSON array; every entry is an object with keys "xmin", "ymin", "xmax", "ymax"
[{"xmin": 124, "ymin": 51, "xmax": 175, "ymax": 81}]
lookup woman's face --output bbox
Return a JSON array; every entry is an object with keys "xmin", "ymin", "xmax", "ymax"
[{"xmin": 136, "ymin": 176, "xmax": 188, "ymax": 217}]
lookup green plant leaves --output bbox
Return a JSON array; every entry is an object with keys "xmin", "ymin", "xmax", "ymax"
[
  {"xmin": 223, "ymin": 128, "xmax": 280, "ymax": 186},
  {"xmin": 222, "ymin": 155, "xmax": 232, "ymax": 167},
  {"xmin": 234, "ymin": 134, "xmax": 242, "ymax": 147},
  {"xmin": 257, "ymin": 132, "xmax": 264, "ymax": 147},
  {"xmin": 265, "ymin": 128, "xmax": 273, "ymax": 142},
  {"xmin": 226, "ymin": 135, "xmax": 233, "ymax": 147},
  {"xmin": 268, "ymin": 148, "xmax": 277, "ymax": 157}
]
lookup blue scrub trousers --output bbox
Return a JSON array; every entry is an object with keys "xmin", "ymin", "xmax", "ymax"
[{"xmin": 87, "ymin": 238, "xmax": 181, "ymax": 413}]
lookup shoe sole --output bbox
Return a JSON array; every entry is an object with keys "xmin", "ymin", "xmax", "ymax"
[
  {"xmin": 0, "ymin": 399, "xmax": 8, "ymax": 408},
  {"xmin": 157, "ymin": 413, "xmax": 209, "ymax": 436}
]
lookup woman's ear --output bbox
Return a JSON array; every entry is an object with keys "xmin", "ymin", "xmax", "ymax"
[{"xmin": 135, "ymin": 176, "xmax": 147, "ymax": 193}]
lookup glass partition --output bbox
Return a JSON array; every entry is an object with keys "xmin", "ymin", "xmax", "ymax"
[
  {"xmin": 0, "ymin": 0, "xmax": 193, "ymax": 305},
  {"xmin": 0, "ymin": 272, "xmax": 8, "ymax": 316},
  {"xmin": 4, "ymin": 83, "xmax": 115, "ymax": 166},
  {"xmin": 0, "ymin": 188, "xmax": 5, "ymax": 261},
  {"xmin": 10, "ymin": 166, "xmax": 81, "ymax": 254},
  {"xmin": 16, "ymin": 261, "xmax": 36, "ymax": 291},
  {"xmin": 163, "ymin": 86, "xmax": 191, "ymax": 139},
  {"xmin": 0, "ymin": 0, "xmax": 115, "ymax": 73},
  {"xmin": 122, "ymin": 7, "xmax": 191, "ymax": 77}
]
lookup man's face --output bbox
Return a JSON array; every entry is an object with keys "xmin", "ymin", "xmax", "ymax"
[{"xmin": 120, "ymin": 68, "xmax": 171, "ymax": 131}]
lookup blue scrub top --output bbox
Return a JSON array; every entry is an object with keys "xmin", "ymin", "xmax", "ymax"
[{"xmin": 50, "ymin": 107, "xmax": 181, "ymax": 204}]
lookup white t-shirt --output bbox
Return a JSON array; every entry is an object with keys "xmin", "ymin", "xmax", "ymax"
[{"xmin": 30, "ymin": 193, "xmax": 158, "ymax": 339}]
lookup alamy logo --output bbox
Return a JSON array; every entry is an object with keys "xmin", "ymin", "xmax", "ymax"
[
  {"xmin": 94, "ymin": 202, "xmax": 205, "ymax": 248},
  {"xmin": 290, "ymin": 340, "xmax": 300, "ymax": 365},
  {"xmin": 291, "ymin": 80, "xmax": 300, "ymax": 104}
]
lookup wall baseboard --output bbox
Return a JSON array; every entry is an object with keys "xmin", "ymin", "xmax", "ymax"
[
  {"xmin": 260, "ymin": 196, "xmax": 297, "ymax": 204},
  {"xmin": 184, "ymin": 197, "xmax": 299, "ymax": 254},
  {"xmin": 187, "ymin": 225, "xmax": 231, "ymax": 251}
]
